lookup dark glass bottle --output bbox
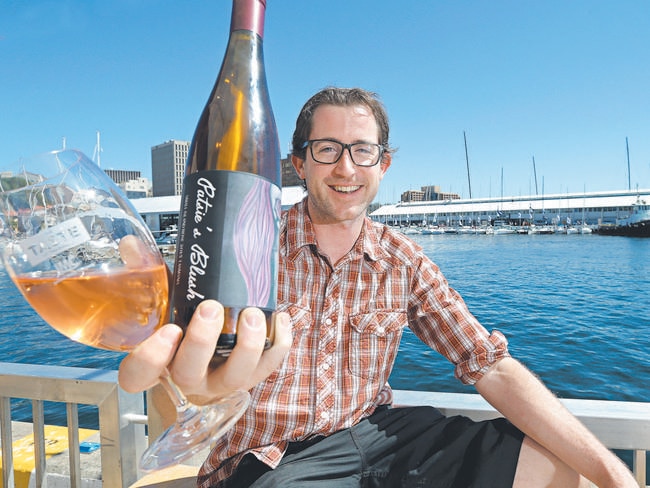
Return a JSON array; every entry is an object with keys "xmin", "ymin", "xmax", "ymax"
[{"xmin": 171, "ymin": 0, "xmax": 281, "ymax": 358}]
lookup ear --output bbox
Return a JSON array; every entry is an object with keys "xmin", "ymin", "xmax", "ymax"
[
  {"xmin": 379, "ymin": 152, "xmax": 392, "ymax": 177},
  {"xmin": 291, "ymin": 154, "xmax": 306, "ymax": 179}
]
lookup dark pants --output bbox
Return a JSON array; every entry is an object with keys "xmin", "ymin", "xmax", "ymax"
[{"xmin": 218, "ymin": 406, "xmax": 524, "ymax": 488}]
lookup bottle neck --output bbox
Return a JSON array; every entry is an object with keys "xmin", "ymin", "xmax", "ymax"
[{"xmin": 230, "ymin": 0, "xmax": 266, "ymax": 38}]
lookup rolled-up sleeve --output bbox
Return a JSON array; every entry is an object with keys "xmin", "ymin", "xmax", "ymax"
[
  {"xmin": 454, "ymin": 329, "xmax": 510, "ymax": 384},
  {"xmin": 408, "ymin": 256, "xmax": 511, "ymax": 385}
]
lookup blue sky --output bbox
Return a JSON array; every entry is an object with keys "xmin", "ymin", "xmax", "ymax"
[{"xmin": 2, "ymin": 1, "xmax": 649, "ymax": 203}]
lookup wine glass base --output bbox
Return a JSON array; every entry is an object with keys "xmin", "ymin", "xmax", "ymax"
[{"xmin": 139, "ymin": 390, "xmax": 250, "ymax": 472}]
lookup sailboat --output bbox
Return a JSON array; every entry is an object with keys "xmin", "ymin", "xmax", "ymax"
[{"xmin": 578, "ymin": 189, "xmax": 592, "ymax": 234}]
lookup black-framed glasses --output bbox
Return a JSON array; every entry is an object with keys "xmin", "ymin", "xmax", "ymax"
[{"xmin": 301, "ymin": 139, "xmax": 384, "ymax": 167}]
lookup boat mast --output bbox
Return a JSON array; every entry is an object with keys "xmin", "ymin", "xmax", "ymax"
[
  {"xmin": 626, "ymin": 137, "xmax": 631, "ymax": 191},
  {"xmin": 463, "ymin": 131, "xmax": 472, "ymax": 199},
  {"xmin": 93, "ymin": 131, "xmax": 102, "ymax": 168},
  {"xmin": 532, "ymin": 156, "xmax": 539, "ymax": 195},
  {"xmin": 499, "ymin": 166, "xmax": 504, "ymax": 215},
  {"xmin": 500, "ymin": 167, "xmax": 504, "ymax": 201}
]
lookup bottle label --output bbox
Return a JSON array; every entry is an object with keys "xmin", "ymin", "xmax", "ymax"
[{"xmin": 173, "ymin": 170, "xmax": 281, "ymax": 324}]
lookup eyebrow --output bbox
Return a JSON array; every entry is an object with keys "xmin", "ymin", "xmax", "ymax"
[{"xmin": 313, "ymin": 137, "xmax": 379, "ymax": 145}]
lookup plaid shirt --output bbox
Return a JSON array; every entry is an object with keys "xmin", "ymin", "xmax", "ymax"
[{"xmin": 198, "ymin": 199, "xmax": 510, "ymax": 487}]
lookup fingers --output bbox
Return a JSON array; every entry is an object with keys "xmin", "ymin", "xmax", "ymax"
[
  {"xmin": 207, "ymin": 310, "xmax": 293, "ymax": 394},
  {"xmin": 119, "ymin": 234, "xmax": 159, "ymax": 267},
  {"xmin": 212, "ymin": 308, "xmax": 270, "ymax": 392},
  {"xmin": 171, "ymin": 300, "xmax": 224, "ymax": 391},
  {"xmin": 247, "ymin": 312, "xmax": 292, "ymax": 386},
  {"xmin": 117, "ymin": 300, "xmax": 222, "ymax": 395},
  {"xmin": 119, "ymin": 300, "xmax": 294, "ymax": 403},
  {"xmin": 118, "ymin": 323, "xmax": 182, "ymax": 393}
]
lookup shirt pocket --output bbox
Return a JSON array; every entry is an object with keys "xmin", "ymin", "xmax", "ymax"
[
  {"xmin": 347, "ymin": 310, "xmax": 406, "ymax": 380},
  {"xmin": 264, "ymin": 304, "xmax": 312, "ymax": 383}
]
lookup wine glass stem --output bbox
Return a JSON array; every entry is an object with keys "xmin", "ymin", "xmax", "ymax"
[{"xmin": 158, "ymin": 367, "xmax": 189, "ymax": 414}]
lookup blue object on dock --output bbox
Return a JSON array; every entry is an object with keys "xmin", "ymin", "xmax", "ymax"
[{"xmin": 80, "ymin": 441, "xmax": 101, "ymax": 453}]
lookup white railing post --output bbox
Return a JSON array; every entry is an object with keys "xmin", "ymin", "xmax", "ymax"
[
  {"xmin": 633, "ymin": 450, "xmax": 646, "ymax": 487},
  {"xmin": 97, "ymin": 376, "xmax": 147, "ymax": 487},
  {"xmin": 32, "ymin": 399, "xmax": 46, "ymax": 487},
  {"xmin": 1, "ymin": 395, "xmax": 15, "ymax": 488}
]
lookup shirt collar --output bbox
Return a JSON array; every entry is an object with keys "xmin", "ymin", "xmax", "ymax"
[
  {"xmin": 284, "ymin": 197, "xmax": 390, "ymax": 263},
  {"xmin": 284, "ymin": 198, "xmax": 317, "ymax": 257}
]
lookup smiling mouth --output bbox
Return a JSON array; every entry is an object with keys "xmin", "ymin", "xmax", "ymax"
[{"xmin": 332, "ymin": 185, "xmax": 361, "ymax": 193}]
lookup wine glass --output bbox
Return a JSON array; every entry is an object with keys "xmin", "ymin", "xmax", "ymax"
[{"xmin": 0, "ymin": 149, "xmax": 249, "ymax": 471}]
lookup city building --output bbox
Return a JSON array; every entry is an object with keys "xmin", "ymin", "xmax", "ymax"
[
  {"xmin": 120, "ymin": 177, "xmax": 152, "ymax": 199},
  {"xmin": 281, "ymin": 155, "xmax": 303, "ymax": 187},
  {"xmin": 401, "ymin": 185, "xmax": 460, "ymax": 203},
  {"xmin": 401, "ymin": 189, "xmax": 425, "ymax": 202},
  {"xmin": 151, "ymin": 140, "xmax": 189, "ymax": 197},
  {"xmin": 104, "ymin": 169, "xmax": 142, "ymax": 185},
  {"xmin": 103, "ymin": 169, "xmax": 151, "ymax": 199}
]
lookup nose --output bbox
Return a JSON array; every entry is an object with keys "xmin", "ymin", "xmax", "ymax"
[{"xmin": 332, "ymin": 147, "xmax": 356, "ymax": 175}]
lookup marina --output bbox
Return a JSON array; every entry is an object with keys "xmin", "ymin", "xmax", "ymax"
[{"xmin": 370, "ymin": 188, "xmax": 650, "ymax": 236}]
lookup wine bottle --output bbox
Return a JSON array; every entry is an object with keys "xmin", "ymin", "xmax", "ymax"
[{"xmin": 171, "ymin": 0, "xmax": 281, "ymax": 358}]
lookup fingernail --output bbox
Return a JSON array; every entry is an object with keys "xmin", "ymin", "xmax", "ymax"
[
  {"xmin": 244, "ymin": 308, "xmax": 265, "ymax": 329},
  {"xmin": 277, "ymin": 313, "xmax": 290, "ymax": 330},
  {"xmin": 198, "ymin": 301, "xmax": 220, "ymax": 320},
  {"xmin": 160, "ymin": 324, "xmax": 182, "ymax": 343}
]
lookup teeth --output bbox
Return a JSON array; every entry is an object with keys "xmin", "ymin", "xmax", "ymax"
[{"xmin": 333, "ymin": 186, "xmax": 360, "ymax": 193}]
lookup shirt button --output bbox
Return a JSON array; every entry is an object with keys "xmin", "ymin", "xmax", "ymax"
[
  {"xmin": 320, "ymin": 411, "xmax": 329, "ymax": 420},
  {"xmin": 324, "ymin": 318, "xmax": 332, "ymax": 325},
  {"xmin": 322, "ymin": 363, "xmax": 330, "ymax": 371}
]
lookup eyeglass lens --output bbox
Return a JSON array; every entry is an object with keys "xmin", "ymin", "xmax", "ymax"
[{"xmin": 310, "ymin": 140, "xmax": 381, "ymax": 166}]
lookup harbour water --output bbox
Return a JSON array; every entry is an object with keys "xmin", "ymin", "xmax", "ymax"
[
  {"xmin": 1, "ymin": 232, "xmax": 649, "ymax": 428},
  {"xmin": 391, "ymin": 232, "xmax": 650, "ymax": 403}
]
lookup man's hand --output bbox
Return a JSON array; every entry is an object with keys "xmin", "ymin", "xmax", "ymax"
[{"xmin": 118, "ymin": 300, "xmax": 292, "ymax": 403}]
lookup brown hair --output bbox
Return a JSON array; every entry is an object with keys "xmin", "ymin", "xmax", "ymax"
[{"xmin": 291, "ymin": 87, "xmax": 393, "ymax": 160}]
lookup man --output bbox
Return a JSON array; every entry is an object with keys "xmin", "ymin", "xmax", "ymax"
[{"xmin": 120, "ymin": 87, "xmax": 637, "ymax": 487}]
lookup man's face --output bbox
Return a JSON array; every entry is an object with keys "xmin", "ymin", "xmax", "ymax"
[{"xmin": 291, "ymin": 104, "xmax": 391, "ymax": 226}]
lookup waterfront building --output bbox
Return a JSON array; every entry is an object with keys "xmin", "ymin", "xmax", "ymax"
[
  {"xmin": 133, "ymin": 186, "xmax": 306, "ymax": 233},
  {"xmin": 151, "ymin": 140, "xmax": 189, "ymax": 197},
  {"xmin": 371, "ymin": 189, "xmax": 650, "ymax": 228}
]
